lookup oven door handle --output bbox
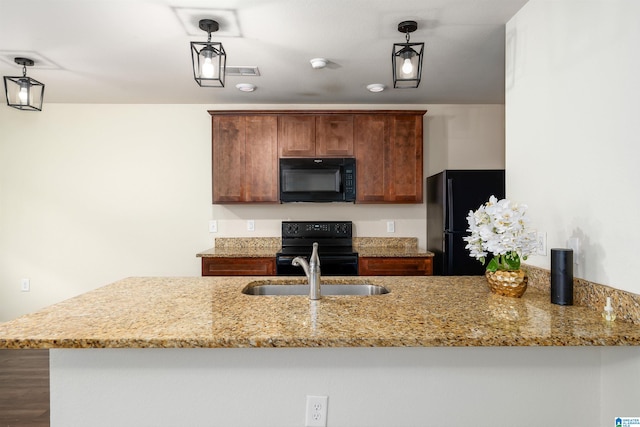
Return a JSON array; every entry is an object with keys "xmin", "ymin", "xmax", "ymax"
[
  {"xmin": 276, "ymin": 255, "xmax": 305, "ymax": 263},
  {"xmin": 277, "ymin": 254, "xmax": 357, "ymax": 264}
]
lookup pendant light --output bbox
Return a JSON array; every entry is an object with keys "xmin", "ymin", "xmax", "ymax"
[
  {"xmin": 190, "ymin": 19, "xmax": 226, "ymax": 87},
  {"xmin": 3, "ymin": 57, "xmax": 45, "ymax": 111},
  {"xmin": 392, "ymin": 21, "xmax": 424, "ymax": 89}
]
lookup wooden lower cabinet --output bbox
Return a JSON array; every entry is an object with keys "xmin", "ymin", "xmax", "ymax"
[
  {"xmin": 201, "ymin": 256, "xmax": 432, "ymax": 276},
  {"xmin": 201, "ymin": 257, "xmax": 276, "ymax": 276},
  {"xmin": 358, "ymin": 257, "xmax": 433, "ymax": 276}
]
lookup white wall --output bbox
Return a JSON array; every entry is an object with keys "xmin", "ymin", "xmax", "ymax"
[
  {"xmin": 0, "ymin": 105, "xmax": 213, "ymax": 321},
  {"xmin": 426, "ymin": 104, "xmax": 505, "ymax": 174},
  {"xmin": 0, "ymin": 103, "xmax": 504, "ymax": 322},
  {"xmin": 506, "ymin": 2, "xmax": 640, "ymax": 423},
  {"xmin": 506, "ymin": 0, "xmax": 640, "ymax": 295},
  {"xmin": 51, "ymin": 347, "xmax": 609, "ymax": 426}
]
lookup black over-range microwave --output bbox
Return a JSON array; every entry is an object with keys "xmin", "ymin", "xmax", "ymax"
[{"xmin": 279, "ymin": 158, "xmax": 356, "ymax": 202}]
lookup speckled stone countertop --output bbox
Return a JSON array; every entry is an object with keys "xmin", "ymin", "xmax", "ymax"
[
  {"xmin": 1, "ymin": 276, "xmax": 638, "ymax": 349},
  {"xmin": 196, "ymin": 237, "xmax": 433, "ymax": 258},
  {"xmin": 197, "ymin": 237, "xmax": 281, "ymax": 258}
]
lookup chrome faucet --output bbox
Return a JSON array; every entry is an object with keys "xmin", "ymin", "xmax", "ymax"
[{"xmin": 292, "ymin": 242, "xmax": 321, "ymax": 300}]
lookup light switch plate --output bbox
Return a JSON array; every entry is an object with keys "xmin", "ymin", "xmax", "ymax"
[
  {"xmin": 247, "ymin": 220, "xmax": 255, "ymax": 232},
  {"xmin": 536, "ymin": 231, "xmax": 546, "ymax": 256},
  {"xmin": 208, "ymin": 220, "xmax": 217, "ymax": 233}
]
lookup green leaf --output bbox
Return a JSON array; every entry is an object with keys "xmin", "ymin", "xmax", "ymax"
[
  {"xmin": 502, "ymin": 252, "xmax": 521, "ymax": 270},
  {"xmin": 486, "ymin": 257, "xmax": 499, "ymax": 272}
]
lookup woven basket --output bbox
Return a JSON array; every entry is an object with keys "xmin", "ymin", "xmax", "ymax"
[{"xmin": 485, "ymin": 269, "xmax": 528, "ymax": 298}]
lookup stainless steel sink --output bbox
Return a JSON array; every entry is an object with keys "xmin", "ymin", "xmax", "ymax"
[{"xmin": 242, "ymin": 283, "xmax": 390, "ymax": 296}]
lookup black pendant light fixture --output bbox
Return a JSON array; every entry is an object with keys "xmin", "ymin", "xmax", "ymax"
[
  {"xmin": 392, "ymin": 21, "xmax": 424, "ymax": 89},
  {"xmin": 3, "ymin": 57, "xmax": 45, "ymax": 111},
  {"xmin": 190, "ymin": 19, "xmax": 226, "ymax": 87}
]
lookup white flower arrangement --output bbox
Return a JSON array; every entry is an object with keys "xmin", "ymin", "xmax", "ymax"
[{"xmin": 463, "ymin": 196, "xmax": 539, "ymax": 272}]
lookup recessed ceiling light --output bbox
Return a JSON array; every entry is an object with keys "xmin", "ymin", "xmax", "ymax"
[
  {"xmin": 310, "ymin": 58, "xmax": 328, "ymax": 69},
  {"xmin": 235, "ymin": 83, "xmax": 256, "ymax": 92},
  {"xmin": 366, "ymin": 84, "xmax": 385, "ymax": 93}
]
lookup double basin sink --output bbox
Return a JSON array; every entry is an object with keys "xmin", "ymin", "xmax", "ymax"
[{"xmin": 242, "ymin": 281, "xmax": 389, "ymax": 296}]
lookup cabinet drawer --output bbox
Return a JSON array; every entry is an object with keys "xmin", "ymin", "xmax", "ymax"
[
  {"xmin": 202, "ymin": 257, "xmax": 276, "ymax": 276},
  {"xmin": 358, "ymin": 257, "xmax": 432, "ymax": 276}
]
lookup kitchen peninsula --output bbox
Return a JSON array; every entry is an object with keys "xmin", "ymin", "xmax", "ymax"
[{"xmin": 1, "ymin": 275, "xmax": 639, "ymax": 426}]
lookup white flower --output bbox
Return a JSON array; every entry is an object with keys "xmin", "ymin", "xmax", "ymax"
[{"xmin": 463, "ymin": 196, "xmax": 539, "ymax": 271}]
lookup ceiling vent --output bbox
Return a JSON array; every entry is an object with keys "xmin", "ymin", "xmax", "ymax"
[{"xmin": 225, "ymin": 66, "xmax": 260, "ymax": 76}]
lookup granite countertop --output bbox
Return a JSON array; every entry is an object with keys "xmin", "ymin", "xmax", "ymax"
[
  {"xmin": 197, "ymin": 237, "xmax": 280, "ymax": 258},
  {"xmin": 1, "ymin": 276, "xmax": 638, "ymax": 349},
  {"xmin": 196, "ymin": 237, "xmax": 434, "ymax": 258}
]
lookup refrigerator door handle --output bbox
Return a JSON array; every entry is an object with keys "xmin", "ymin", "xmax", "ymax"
[
  {"xmin": 445, "ymin": 232, "xmax": 455, "ymax": 275},
  {"xmin": 446, "ymin": 178, "xmax": 454, "ymax": 231}
]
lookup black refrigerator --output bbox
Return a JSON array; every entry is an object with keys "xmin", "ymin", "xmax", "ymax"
[{"xmin": 427, "ymin": 169, "xmax": 505, "ymax": 275}]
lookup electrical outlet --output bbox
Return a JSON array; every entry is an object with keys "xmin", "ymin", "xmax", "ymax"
[
  {"xmin": 536, "ymin": 231, "xmax": 547, "ymax": 256},
  {"xmin": 247, "ymin": 220, "xmax": 255, "ymax": 232},
  {"xmin": 386, "ymin": 220, "xmax": 395, "ymax": 233},
  {"xmin": 305, "ymin": 395, "xmax": 328, "ymax": 427},
  {"xmin": 21, "ymin": 278, "xmax": 30, "ymax": 292},
  {"xmin": 208, "ymin": 220, "xmax": 217, "ymax": 233}
]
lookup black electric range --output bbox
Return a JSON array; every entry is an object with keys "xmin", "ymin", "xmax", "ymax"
[{"xmin": 275, "ymin": 221, "xmax": 358, "ymax": 276}]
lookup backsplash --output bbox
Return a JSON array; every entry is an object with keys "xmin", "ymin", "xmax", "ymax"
[
  {"xmin": 214, "ymin": 237, "xmax": 280, "ymax": 249},
  {"xmin": 523, "ymin": 264, "xmax": 640, "ymax": 325},
  {"xmin": 213, "ymin": 237, "xmax": 420, "ymax": 250},
  {"xmin": 353, "ymin": 237, "xmax": 418, "ymax": 250}
]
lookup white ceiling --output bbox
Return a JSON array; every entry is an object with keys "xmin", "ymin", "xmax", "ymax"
[{"xmin": 0, "ymin": 0, "xmax": 529, "ymax": 105}]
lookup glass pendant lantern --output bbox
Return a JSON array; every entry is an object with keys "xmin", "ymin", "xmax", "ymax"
[
  {"xmin": 392, "ymin": 21, "xmax": 424, "ymax": 89},
  {"xmin": 3, "ymin": 57, "xmax": 45, "ymax": 111},
  {"xmin": 190, "ymin": 19, "xmax": 226, "ymax": 87}
]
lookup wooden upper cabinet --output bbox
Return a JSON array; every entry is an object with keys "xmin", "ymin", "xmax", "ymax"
[
  {"xmin": 354, "ymin": 115, "xmax": 390, "ymax": 202},
  {"xmin": 210, "ymin": 110, "xmax": 424, "ymax": 204},
  {"xmin": 278, "ymin": 115, "xmax": 316, "ymax": 157},
  {"xmin": 354, "ymin": 113, "xmax": 424, "ymax": 203},
  {"xmin": 388, "ymin": 114, "xmax": 423, "ymax": 203},
  {"xmin": 316, "ymin": 115, "xmax": 354, "ymax": 156},
  {"xmin": 212, "ymin": 114, "xmax": 278, "ymax": 203},
  {"xmin": 279, "ymin": 114, "xmax": 354, "ymax": 157}
]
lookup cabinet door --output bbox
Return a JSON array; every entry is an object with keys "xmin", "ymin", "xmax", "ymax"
[
  {"xmin": 212, "ymin": 116, "xmax": 246, "ymax": 203},
  {"xmin": 354, "ymin": 114, "xmax": 423, "ymax": 203},
  {"xmin": 245, "ymin": 116, "xmax": 278, "ymax": 202},
  {"xmin": 212, "ymin": 115, "xmax": 278, "ymax": 203},
  {"xmin": 278, "ymin": 115, "xmax": 316, "ymax": 157},
  {"xmin": 354, "ymin": 115, "xmax": 391, "ymax": 202},
  {"xmin": 358, "ymin": 257, "xmax": 433, "ymax": 276},
  {"xmin": 388, "ymin": 115, "xmax": 423, "ymax": 203},
  {"xmin": 316, "ymin": 115, "xmax": 354, "ymax": 157},
  {"xmin": 202, "ymin": 257, "xmax": 276, "ymax": 276}
]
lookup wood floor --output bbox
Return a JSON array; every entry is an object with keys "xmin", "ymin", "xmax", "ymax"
[{"xmin": 0, "ymin": 349, "xmax": 49, "ymax": 427}]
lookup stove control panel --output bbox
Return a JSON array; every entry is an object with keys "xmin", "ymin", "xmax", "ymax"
[{"xmin": 282, "ymin": 221, "xmax": 352, "ymax": 238}]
